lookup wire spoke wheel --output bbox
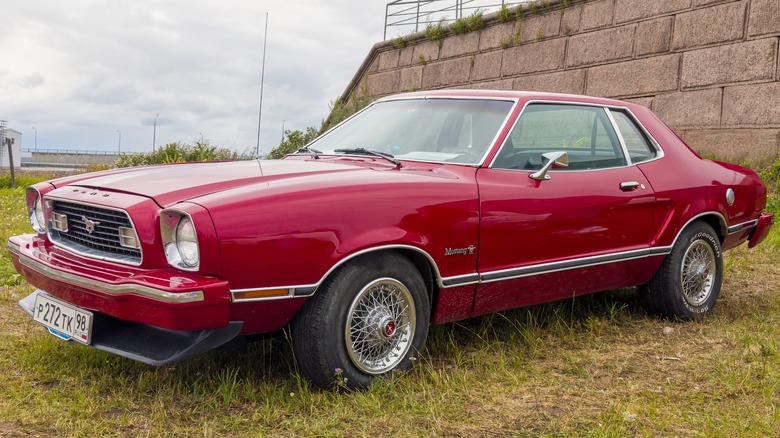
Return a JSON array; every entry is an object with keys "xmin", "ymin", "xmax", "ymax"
[
  {"xmin": 345, "ymin": 278, "xmax": 416, "ymax": 374},
  {"xmin": 291, "ymin": 252, "xmax": 429, "ymax": 390},
  {"xmin": 680, "ymin": 239, "xmax": 716, "ymax": 307},
  {"xmin": 639, "ymin": 222, "xmax": 723, "ymax": 320}
]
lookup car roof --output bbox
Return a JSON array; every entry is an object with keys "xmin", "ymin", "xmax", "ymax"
[{"xmin": 377, "ymin": 89, "xmax": 634, "ymax": 108}]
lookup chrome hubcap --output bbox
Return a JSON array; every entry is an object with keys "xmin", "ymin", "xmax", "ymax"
[
  {"xmin": 345, "ymin": 278, "xmax": 416, "ymax": 374},
  {"xmin": 681, "ymin": 240, "xmax": 716, "ymax": 307}
]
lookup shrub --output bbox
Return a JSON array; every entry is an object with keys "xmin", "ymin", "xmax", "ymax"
[
  {"xmin": 114, "ymin": 141, "xmax": 250, "ymax": 168},
  {"xmin": 265, "ymin": 128, "xmax": 320, "ymax": 159},
  {"xmin": 84, "ymin": 163, "xmax": 111, "ymax": 173},
  {"xmin": 321, "ymin": 96, "xmax": 374, "ymax": 134},
  {"xmin": 424, "ymin": 20, "xmax": 446, "ymax": 41},
  {"xmin": 264, "ymin": 95, "xmax": 374, "ymax": 160}
]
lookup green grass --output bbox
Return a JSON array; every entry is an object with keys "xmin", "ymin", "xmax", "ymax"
[
  {"xmin": 449, "ymin": 10, "xmax": 485, "ymax": 35},
  {"xmin": 497, "ymin": 4, "xmax": 513, "ymax": 23},
  {"xmin": 1, "ymin": 169, "xmax": 779, "ymax": 436},
  {"xmin": 424, "ymin": 20, "xmax": 446, "ymax": 41}
]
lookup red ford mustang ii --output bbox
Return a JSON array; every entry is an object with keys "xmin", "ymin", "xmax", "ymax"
[{"xmin": 9, "ymin": 90, "xmax": 774, "ymax": 389}]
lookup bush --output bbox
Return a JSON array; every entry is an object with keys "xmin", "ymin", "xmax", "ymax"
[
  {"xmin": 114, "ymin": 141, "xmax": 250, "ymax": 168},
  {"xmin": 321, "ymin": 96, "xmax": 374, "ymax": 134},
  {"xmin": 84, "ymin": 163, "xmax": 111, "ymax": 173},
  {"xmin": 265, "ymin": 128, "xmax": 320, "ymax": 160}
]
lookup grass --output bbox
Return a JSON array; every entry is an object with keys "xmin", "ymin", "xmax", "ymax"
[
  {"xmin": 497, "ymin": 4, "xmax": 513, "ymax": 23},
  {"xmin": 449, "ymin": 10, "xmax": 485, "ymax": 35},
  {"xmin": 424, "ymin": 20, "xmax": 446, "ymax": 41},
  {"xmin": 1, "ymin": 169, "xmax": 779, "ymax": 436}
]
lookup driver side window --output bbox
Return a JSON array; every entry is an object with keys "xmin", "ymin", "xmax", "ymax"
[{"xmin": 493, "ymin": 103, "xmax": 627, "ymax": 171}]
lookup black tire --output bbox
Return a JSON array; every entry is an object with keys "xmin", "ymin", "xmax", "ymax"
[
  {"xmin": 639, "ymin": 222, "xmax": 723, "ymax": 320},
  {"xmin": 291, "ymin": 252, "xmax": 430, "ymax": 390}
]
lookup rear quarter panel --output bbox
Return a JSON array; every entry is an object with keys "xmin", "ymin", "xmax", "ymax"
[{"xmin": 631, "ymin": 105, "xmax": 766, "ymax": 248}]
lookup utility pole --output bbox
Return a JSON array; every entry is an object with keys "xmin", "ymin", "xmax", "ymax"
[
  {"xmin": 6, "ymin": 138, "xmax": 15, "ymax": 189},
  {"xmin": 1, "ymin": 121, "xmax": 14, "ymax": 188}
]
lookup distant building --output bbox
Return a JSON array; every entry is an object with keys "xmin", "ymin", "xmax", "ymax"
[{"xmin": 1, "ymin": 128, "xmax": 22, "ymax": 169}]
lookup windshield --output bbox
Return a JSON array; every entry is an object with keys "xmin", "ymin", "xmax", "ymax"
[{"xmin": 308, "ymin": 98, "xmax": 515, "ymax": 165}]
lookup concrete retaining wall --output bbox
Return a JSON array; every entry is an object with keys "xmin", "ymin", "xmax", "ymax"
[{"xmin": 342, "ymin": 0, "xmax": 780, "ymax": 164}]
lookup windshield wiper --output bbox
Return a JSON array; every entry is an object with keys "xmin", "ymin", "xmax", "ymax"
[
  {"xmin": 333, "ymin": 148, "xmax": 401, "ymax": 167},
  {"xmin": 296, "ymin": 146, "xmax": 323, "ymax": 157}
]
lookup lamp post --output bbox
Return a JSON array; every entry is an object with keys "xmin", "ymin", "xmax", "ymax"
[
  {"xmin": 32, "ymin": 126, "xmax": 37, "ymax": 151},
  {"xmin": 153, "ymin": 113, "xmax": 158, "ymax": 152},
  {"xmin": 116, "ymin": 129, "xmax": 121, "ymax": 154},
  {"xmin": 281, "ymin": 120, "xmax": 285, "ymax": 142}
]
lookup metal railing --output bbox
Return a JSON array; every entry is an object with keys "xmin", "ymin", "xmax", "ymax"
[
  {"xmin": 21, "ymin": 148, "xmax": 124, "ymax": 155},
  {"xmin": 384, "ymin": 0, "xmax": 528, "ymax": 40}
]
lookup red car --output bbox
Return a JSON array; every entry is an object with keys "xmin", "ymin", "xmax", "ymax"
[{"xmin": 9, "ymin": 90, "xmax": 774, "ymax": 389}]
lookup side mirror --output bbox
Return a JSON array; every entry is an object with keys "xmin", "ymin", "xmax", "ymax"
[{"xmin": 529, "ymin": 151, "xmax": 568, "ymax": 181}]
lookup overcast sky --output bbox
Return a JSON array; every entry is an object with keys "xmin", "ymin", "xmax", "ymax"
[{"xmin": 1, "ymin": 1, "xmax": 391, "ymax": 155}]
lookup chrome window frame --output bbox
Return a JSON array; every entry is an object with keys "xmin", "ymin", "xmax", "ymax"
[
  {"xmin": 605, "ymin": 107, "xmax": 662, "ymax": 166},
  {"xmin": 301, "ymin": 95, "xmax": 521, "ymax": 168},
  {"xmin": 488, "ymin": 99, "xmax": 665, "ymax": 171}
]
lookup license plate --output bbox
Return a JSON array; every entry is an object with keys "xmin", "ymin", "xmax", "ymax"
[{"xmin": 32, "ymin": 293, "xmax": 93, "ymax": 345}]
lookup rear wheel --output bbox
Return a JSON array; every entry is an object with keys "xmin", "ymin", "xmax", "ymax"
[
  {"xmin": 640, "ymin": 222, "xmax": 723, "ymax": 320},
  {"xmin": 291, "ymin": 252, "xmax": 430, "ymax": 390}
]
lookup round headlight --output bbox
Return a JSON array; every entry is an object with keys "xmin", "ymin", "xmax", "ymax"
[
  {"xmin": 30, "ymin": 194, "xmax": 46, "ymax": 233},
  {"xmin": 175, "ymin": 216, "xmax": 199, "ymax": 268}
]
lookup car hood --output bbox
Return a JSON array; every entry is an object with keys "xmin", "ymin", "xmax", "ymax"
[{"xmin": 66, "ymin": 159, "xmax": 370, "ymax": 207}]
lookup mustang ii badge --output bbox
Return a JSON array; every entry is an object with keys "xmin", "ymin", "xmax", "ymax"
[
  {"xmin": 81, "ymin": 216, "xmax": 101, "ymax": 234},
  {"xmin": 445, "ymin": 245, "xmax": 476, "ymax": 256}
]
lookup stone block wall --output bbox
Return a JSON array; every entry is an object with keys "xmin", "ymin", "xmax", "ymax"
[{"xmin": 341, "ymin": 0, "xmax": 780, "ymax": 164}]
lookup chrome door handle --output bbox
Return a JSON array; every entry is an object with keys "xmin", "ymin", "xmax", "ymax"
[{"xmin": 620, "ymin": 181, "xmax": 641, "ymax": 191}]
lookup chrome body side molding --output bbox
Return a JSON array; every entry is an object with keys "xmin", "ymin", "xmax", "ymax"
[
  {"xmin": 727, "ymin": 219, "xmax": 759, "ymax": 235},
  {"xmin": 479, "ymin": 247, "xmax": 670, "ymax": 283}
]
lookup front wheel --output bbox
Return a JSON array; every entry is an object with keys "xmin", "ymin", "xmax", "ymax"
[
  {"xmin": 640, "ymin": 222, "xmax": 723, "ymax": 320},
  {"xmin": 291, "ymin": 252, "xmax": 430, "ymax": 390}
]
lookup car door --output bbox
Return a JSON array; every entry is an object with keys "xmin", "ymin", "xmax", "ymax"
[{"xmin": 473, "ymin": 103, "xmax": 658, "ymax": 315}]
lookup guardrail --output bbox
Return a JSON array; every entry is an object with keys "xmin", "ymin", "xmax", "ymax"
[
  {"xmin": 384, "ymin": 0, "xmax": 527, "ymax": 40},
  {"xmin": 21, "ymin": 148, "xmax": 125, "ymax": 155}
]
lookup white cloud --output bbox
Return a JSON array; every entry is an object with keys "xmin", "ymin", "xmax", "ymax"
[{"xmin": 1, "ymin": 0, "xmax": 387, "ymax": 154}]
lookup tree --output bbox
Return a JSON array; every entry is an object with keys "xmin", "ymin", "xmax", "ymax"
[
  {"xmin": 266, "ymin": 127, "xmax": 319, "ymax": 159},
  {"xmin": 264, "ymin": 95, "xmax": 373, "ymax": 160}
]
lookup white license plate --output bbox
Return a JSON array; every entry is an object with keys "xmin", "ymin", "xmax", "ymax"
[{"xmin": 32, "ymin": 293, "xmax": 93, "ymax": 345}]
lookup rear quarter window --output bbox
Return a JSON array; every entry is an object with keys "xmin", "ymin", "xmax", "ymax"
[{"xmin": 610, "ymin": 110, "xmax": 657, "ymax": 164}]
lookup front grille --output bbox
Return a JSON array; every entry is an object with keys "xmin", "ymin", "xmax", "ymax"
[{"xmin": 49, "ymin": 200, "xmax": 142, "ymax": 264}]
